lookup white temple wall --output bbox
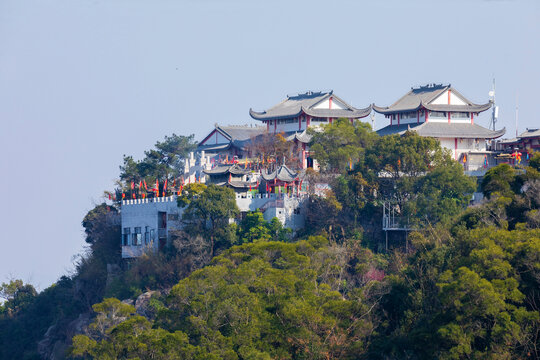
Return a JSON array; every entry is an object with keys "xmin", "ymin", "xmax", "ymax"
[
  {"xmin": 431, "ymin": 90, "xmax": 467, "ymax": 105},
  {"xmin": 313, "ymin": 98, "xmax": 347, "ymax": 110},
  {"xmin": 121, "ymin": 197, "xmax": 184, "ymax": 258},
  {"xmin": 201, "ymin": 131, "xmax": 229, "ymax": 145},
  {"xmin": 121, "ymin": 193, "xmax": 307, "ymax": 258}
]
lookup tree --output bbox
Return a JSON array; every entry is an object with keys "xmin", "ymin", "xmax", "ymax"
[
  {"xmin": 181, "ymin": 184, "xmax": 239, "ymax": 257},
  {"xmin": 119, "ymin": 133, "xmax": 197, "ymax": 185},
  {"xmin": 481, "ymin": 163, "xmax": 517, "ymax": 198},
  {"xmin": 406, "ymin": 161, "xmax": 476, "ymax": 225},
  {"xmin": 309, "ymin": 118, "xmax": 376, "ymax": 172},
  {"xmin": 0, "ymin": 280, "xmax": 37, "ymax": 317}
]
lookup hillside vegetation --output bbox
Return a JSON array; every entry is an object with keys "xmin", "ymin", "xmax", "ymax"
[{"xmin": 1, "ymin": 122, "xmax": 539, "ymax": 359}]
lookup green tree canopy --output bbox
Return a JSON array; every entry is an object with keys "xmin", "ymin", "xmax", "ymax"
[{"xmin": 309, "ymin": 118, "xmax": 376, "ymax": 172}]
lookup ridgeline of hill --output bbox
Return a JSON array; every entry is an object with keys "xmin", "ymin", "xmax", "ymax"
[{"xmin": 1, "ymin": 122, "xmax": 539, "ymax": 359}]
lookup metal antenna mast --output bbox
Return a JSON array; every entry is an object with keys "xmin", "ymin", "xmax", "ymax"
[{"xmin": 489, "ymin": 78, "xmax": 499, "ymax": 131}]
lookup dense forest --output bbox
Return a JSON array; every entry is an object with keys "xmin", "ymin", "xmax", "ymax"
[{"xmin": 1, "ymin": 120, "xmax": 539, "ymax": 359}]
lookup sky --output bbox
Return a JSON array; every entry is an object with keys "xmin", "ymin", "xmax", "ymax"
[{"xmin": 0, "ymin": 0, "xmax": 539, "ymax": 290}]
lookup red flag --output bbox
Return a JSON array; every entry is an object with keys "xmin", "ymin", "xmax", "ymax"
[
  {"xmin": 122, "ymin": 193, "xmax": 125, "ymax": 199},
  {"xmin": 163, "ymin": 179, "xmax": 168, "ymax": 197},
  {"xmin": 143, "ymin": 179, "xmax": 148, "ymax": 190},
  {"xmin": 132, "ymin": 193, "xmax": 136, "ymax": 199},
  {"xmin": 108, "ymin": 193, "xmax": 111, "ymax": 200},
  {"xmin": 142, "ymin": 193, "xmax": 146, "ymax": 199},
  {"xmin": 249, "ymin": 184, "xmax": 252, "ymax": 191},
  {"xmin": 155, "ymin": 179, "xmax": 159, "ymax": 196},
  {"xmin": 130, "ymin": 181, "xmax": 135, "ymax": 190},
  {"xmin": 139, "ymin": 180, "xmax": 142, "ymax": 189}
]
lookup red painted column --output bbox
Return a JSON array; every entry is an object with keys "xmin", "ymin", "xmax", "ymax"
[
  {"xmin": 329, "ymin": 117, "xmax": 333, "ymax": 124},
  {"xmin": 397, "ymin": 113, "xmax": 400, "ymax": 126},
  {"xmin": 425, "ymin": 111, "xmax": 429, "ymax": 123},
  {"xmin": 471, "ymin": 113, "xmax": 474, "ymax": 124},
  {"xmin": 307, "ymin": 115, "xmax": 311, "ymax": 127},
  {"xmin": 299, "ymin": 116, "xmax": 302, "ymax": 131},
  {"xmin": 417, "ymin": 111, "xmax": 420, "ymax": 124},
  {"xmin": 266, "ymin": 121, "xmax": 269, "ymax": 132},
  {"xmin": 329, "ymin": 97, "xmax": 333, "ymax": 109},
  {"xmin": 448, "ymin": 112, "xmax": 451, "ymax": 123},
  {"xmin": 455, "ymin": 138, "xmax": 458, "ymax": 160}
]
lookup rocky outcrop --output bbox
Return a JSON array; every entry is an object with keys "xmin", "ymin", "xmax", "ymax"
[{"xmin": 37, "ymin": 313, "xmax": 92, "ymax": 360}]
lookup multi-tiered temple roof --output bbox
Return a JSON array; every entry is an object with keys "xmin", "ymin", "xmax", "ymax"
[
  {"xmin": 249, "ymin": 90, "xmax": 371, "ymax": 121},
  {"xmin": 373, "ymin": 84, "xmax": 492, "ymax": 115}
]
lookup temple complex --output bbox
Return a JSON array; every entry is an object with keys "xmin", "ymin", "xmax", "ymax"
[
  {"xmin": 250, "ymin": 90, "xmax": 371, "ymax": 169},
  {"xmin": 374, "ymin": 84, "xmax": 505, "ymax": 165}
]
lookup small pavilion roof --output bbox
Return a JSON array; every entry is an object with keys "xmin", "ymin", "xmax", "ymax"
[
  {"xmin": 376, "ymin": 122, "xmax": 506, "ymax": 139},
  {"xmin": 250, "ymin": 90, "xmax": 371, "ymax": 121},
  {"xmin": 261, "ymin": 165, "xmax": 298, "ymax": 182},
  {"xmin": 373, "ymin": 84, "xmax": 492, "ymax": 115},
  {"xmin": 284, "ymin": 130, "xmax": 312, "ymax": 143},
  {"xmin": 204, "ymin": 164, "xmax": 251, "ymax": 176},
  {"xmin": 228, "ymin": 180, "xmax": 257, "ymax": 189}
]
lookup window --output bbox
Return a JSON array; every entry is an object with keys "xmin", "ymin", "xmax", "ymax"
[
  {"xmin": 429, "ymin": 111, "xmax": 446, "ymax": 118},
  {"xmin": 133, "ymin": 227, "xmax": 142, "ymax": 246},
  {"xmin": 401, "ymin": 112, "xmax": 416, "ymax": 120},
  {"xmin": 122, "ymin": 228, "xmax": 130, "ymax": 246},
  {"xmin": 144, "ymin": 226, "xmax": 150, "ymax": 245},
  {"xmin": 451, "ymin": 112, "xmax": 470, "ymax": 119}
]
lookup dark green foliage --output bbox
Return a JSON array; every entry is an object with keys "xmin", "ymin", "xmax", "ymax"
[
  {"xmin": 181, "ymin": 184, "xmax": 240, "ymax": 257},
  {"xmin": 73, "ymin": 240, "xmax": 383, "ymax": 359},
  {"xmin": 309, "ymin": 118, "xmax": 376, "ymax": 172},
  {"xmin": 237, "ymin": 210, "xmax": 291, "ymax": 244},
  {"xmin": 119, "ymin": 133, "xmax": 197, "ymax": 184},
  {"xmin": 0, "ymin": 203, "xmax": 120, "ymax": 359}
]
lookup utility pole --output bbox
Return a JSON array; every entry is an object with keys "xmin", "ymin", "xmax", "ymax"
[{"xmin": 515, "ymin": 93, "xmax": 519, "ymax": 138}]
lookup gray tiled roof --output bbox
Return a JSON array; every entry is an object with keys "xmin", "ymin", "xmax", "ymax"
[
  {"xmin": 373, "ymin": 84, "xmax": 491, "ymax": 114},
  {"xmin": 261, "ymin": 165, "xmax": 298, "ymax": 182},
  {"xmin": 197, "ymin": 143, "xmax": 231, "ymax": 152},
  {"xmin": 228, "ymin": 180, "xmax": 257, "ymax": 189},
  {"xmin": 250, "ymin": 90, "xmax": 371, "ymax": 120},
  {"xmin": 519, "ymin": 128, "xmax": 540, "ymax": 139},
  {"xmin": 198, "ymin": 125, "xmax": 266, "ymax": 152},
  {"xmin": 203, "ymin": 164, "xmax": 251, "ymax": 176},
  {"xmin": 218, "ymin": 125, "xmax": 266, "ymax": 141},
  {"xmin": 376, "ymin": 122, "xmax": 506, "ymax": 139},
  {"xmin": 284, "ymin": 130, "xmax": 312, "ymax": 143}
]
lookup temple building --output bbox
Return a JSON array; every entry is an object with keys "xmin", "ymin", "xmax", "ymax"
[
  {"xmin": 203, "ymin": 163, "xmax": 258, "ymax": 194},
  {"xmin": 250, "ymin": 90, "xmax": 372, "ymax": 133},
  {"xmin": 374, "ymin": 84, "xmax": 505, "ymax": 164},
  {"xmin": 260, "ymin": 165, "xmax": 301, "ymax": 194},
  {"xmin": 250, "ymin": 90, "xmax": 371, "ymax": 169},
  {"xmin": 197, "ymin": 124, "xmax": 266, "ymax": 162}
]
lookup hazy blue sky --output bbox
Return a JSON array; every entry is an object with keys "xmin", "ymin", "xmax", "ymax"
[{"xmin": 1, "ymin": 0, "xmax": 538, "ymax": 289}]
